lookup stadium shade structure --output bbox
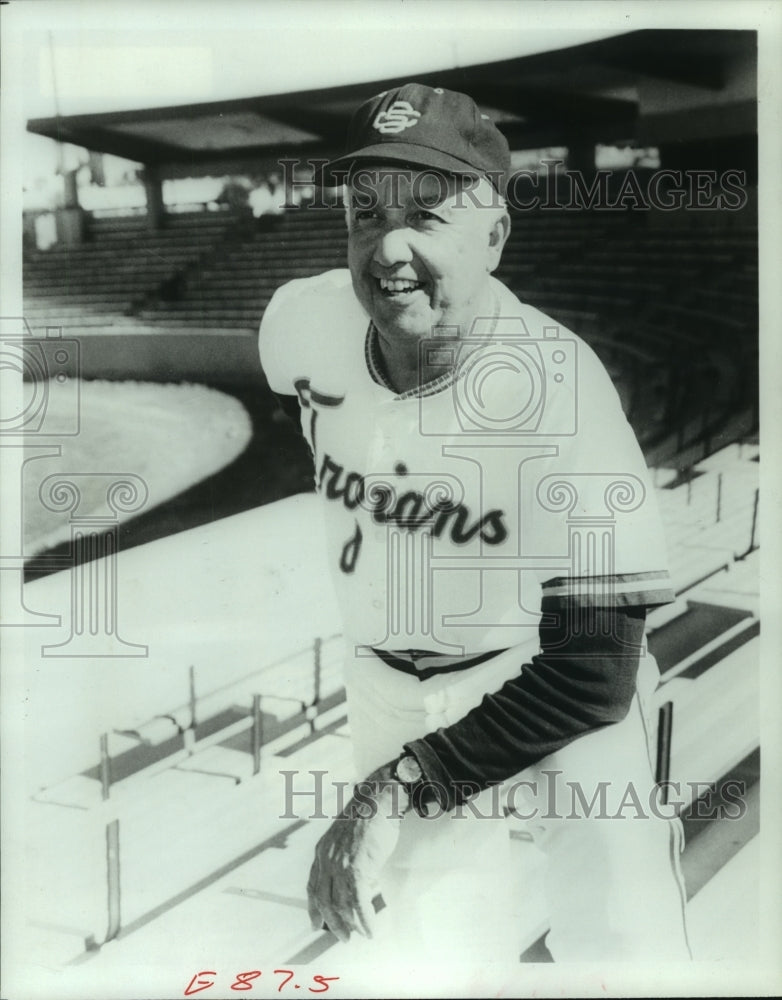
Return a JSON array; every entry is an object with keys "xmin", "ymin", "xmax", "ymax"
[{"xmin": 27, "ymin": 30, "xmax": 756, "ymax": 182}]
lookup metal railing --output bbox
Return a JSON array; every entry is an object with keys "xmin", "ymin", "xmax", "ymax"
[{"xmin": 36, "ymin": 633, "xmax": 345, "ymax": 949}]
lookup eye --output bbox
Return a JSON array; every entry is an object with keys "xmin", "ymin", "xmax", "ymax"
[
  {"xmin": 353, "ymin": 208, "xmax": 379, "ymax": 222},
  {"xmin": 413, "ymin": 209, "xmax": 444, "ymax": 224}
]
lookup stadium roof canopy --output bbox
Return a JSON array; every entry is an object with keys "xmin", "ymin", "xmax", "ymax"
[{"xmin": 27, "ymin": 29, "xmax": 756, "ymax": 177}]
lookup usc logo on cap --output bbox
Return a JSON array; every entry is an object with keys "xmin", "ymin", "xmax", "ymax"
[{"xmin": 372, "ymin": 101, "xmax": 422, "ymax": 134}]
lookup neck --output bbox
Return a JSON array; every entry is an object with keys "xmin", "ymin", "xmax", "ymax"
[{"xmin": 375, "ymin": 283, "xmax": 497, "ymax": 393}]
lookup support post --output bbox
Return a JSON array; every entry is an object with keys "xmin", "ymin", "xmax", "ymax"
[
  {"xmin": 105, "ymin": 819, "xmax": 121, "ymax": 942},
  {"xmin": 252, "ymin": 694, "xmax": 263, "ymax": 776},
  {"xmin": 655, "ymin": 701, "xmax": 674, "ymax": 804},
  {"xmin": 189, "ymin": 665, "xmax": 197, "ymax": 731},
  {"xmin": 142, "ymin": 164, "xmax": 165, "ymax": 231},
  {"xmin": 100, "ymin": 732, "xmax": 111, "ymax": 800},
  {"xmin": 701, "ymin": 403, "xmax": 711, "ymax": 456},
  {"xmin": 313, "ymin": 637, "xmax": 322, "ymax": 707},
  {"xmin": 746, "ymin": 488, "xmax": 759, "ymax": 555}
]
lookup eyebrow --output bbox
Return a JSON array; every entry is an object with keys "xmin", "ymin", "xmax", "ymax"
[{"xmin": 347, "ymin": 191, "xmax": 458, "ymax": 214}]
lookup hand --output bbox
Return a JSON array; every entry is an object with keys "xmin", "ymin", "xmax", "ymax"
[{"xmin": 307, "ymin": 761, "xmax": 407, "ymax": 942}]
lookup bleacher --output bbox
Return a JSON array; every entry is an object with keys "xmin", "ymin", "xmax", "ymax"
[
  {"xmin": 22, "ymin": 210, "xmax": 240, "ymax": 333},
  {"xmin": 28, "ymin": 634, "xmax": 351, "ymax": 961},
  {"xmin": 135, "ymin": 212, "xmax": 349, "ymax": 329}
]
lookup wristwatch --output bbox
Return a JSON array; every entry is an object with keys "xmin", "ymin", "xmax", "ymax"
[
  {"xmin": 393, "ymin": 753, "xmax": 427, "ymax": 815},
  {"xmin": 394, "ymin": 753, "xmax": 423, "ymax": 786}
]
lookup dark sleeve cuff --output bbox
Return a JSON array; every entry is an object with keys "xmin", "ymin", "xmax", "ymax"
[{"xmin": 400, "ymin": 739, "xmax": 483, "ymax": 814}]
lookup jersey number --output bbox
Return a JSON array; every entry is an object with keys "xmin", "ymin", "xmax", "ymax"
[{"xmin": 340, "ymin": 522, "xmax": 362, "ymax": 574}]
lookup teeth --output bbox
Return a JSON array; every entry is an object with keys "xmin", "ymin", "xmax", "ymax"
[{"xmin": 379, "ymin": 277, "xmax": 422, "ymax": 292}]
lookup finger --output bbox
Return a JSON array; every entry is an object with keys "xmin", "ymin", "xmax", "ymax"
[
  {"xmin": 334, "ymin": 866, "xmax": 377, "ymax": 941},
  {"xmin": 309, "ymin": 858, "xmax": 342, "ymax": 939},
  {"xmin": 307, "ymin": 860, "xmax": 323, "ymax": 932},
  {"xmin": 318, "ymin": 873, "xmax": 352, "ymax": 943},
  {"xmin": 309, "ymin": 870, "xmax": 349, "ymax": 942},
  {"xmin": 308, "ymin": 896, "xmax": 324, "ymax": 933},
  {"xmin": 332, "ymin": 871, "xmax": 373, "ymax": 943}
]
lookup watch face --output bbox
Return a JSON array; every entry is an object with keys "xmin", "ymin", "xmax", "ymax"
[{"xmin": 396, "ymin": 755, "xmax": 423, "ymax": 784}]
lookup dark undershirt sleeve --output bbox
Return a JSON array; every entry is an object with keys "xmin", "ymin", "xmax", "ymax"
[
  {"xmin": 403, "ymin": 603, "xmax": 647, "ymax": 812},
  {"xmin": 272, "ymin": 391, "xmax": 303, "ymax": 430}
]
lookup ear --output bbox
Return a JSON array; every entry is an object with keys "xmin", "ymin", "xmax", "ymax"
[{"xmin": 486, "ymin": 212, "xmax": 510, "ymax": 273}]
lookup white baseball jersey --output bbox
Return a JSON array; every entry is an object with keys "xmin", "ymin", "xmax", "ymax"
[{"xmin": 259, "ymin": 268, "xmax": 673, "ymax": 657}]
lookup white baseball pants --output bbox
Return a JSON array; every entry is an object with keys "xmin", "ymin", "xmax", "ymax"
[{"xmin": 340, "ymin": 640, "xmax": 691, "ymax": 964}]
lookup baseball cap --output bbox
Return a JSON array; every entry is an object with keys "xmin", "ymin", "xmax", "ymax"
[{"xmin": 318, "ymin": 83, "xmax": 511, "ymax": 194}]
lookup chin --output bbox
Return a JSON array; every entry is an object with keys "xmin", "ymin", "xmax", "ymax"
[{"xmin": 374, "ymin": 319, "xmax": 426, "ymax": 343}]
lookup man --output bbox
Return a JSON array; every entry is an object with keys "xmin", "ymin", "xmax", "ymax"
[{"xmin": 259, "ymin": 83, "xmax": 691, "ymax": 964}]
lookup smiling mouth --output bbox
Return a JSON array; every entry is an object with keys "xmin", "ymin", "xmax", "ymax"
[{"xmin": 377, "ymin": 276, "xmax": 425, "ymax": 298}]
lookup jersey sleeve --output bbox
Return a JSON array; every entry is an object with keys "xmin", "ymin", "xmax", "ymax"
[
  {"xmin": 258, "ymin": 279, "xmax": 306, "ymax": 395},
  {"xmin": 258, "ymin": 269, "xmax": 360, "ymax": 398},
  {"xmin": 525, "ymin": 338, "xmax": 674, "ymax": 610}
]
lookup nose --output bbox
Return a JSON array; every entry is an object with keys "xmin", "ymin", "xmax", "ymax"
[{"xmin": 373, "ymin": 226, "xmax": 414, "ymax": 268}]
